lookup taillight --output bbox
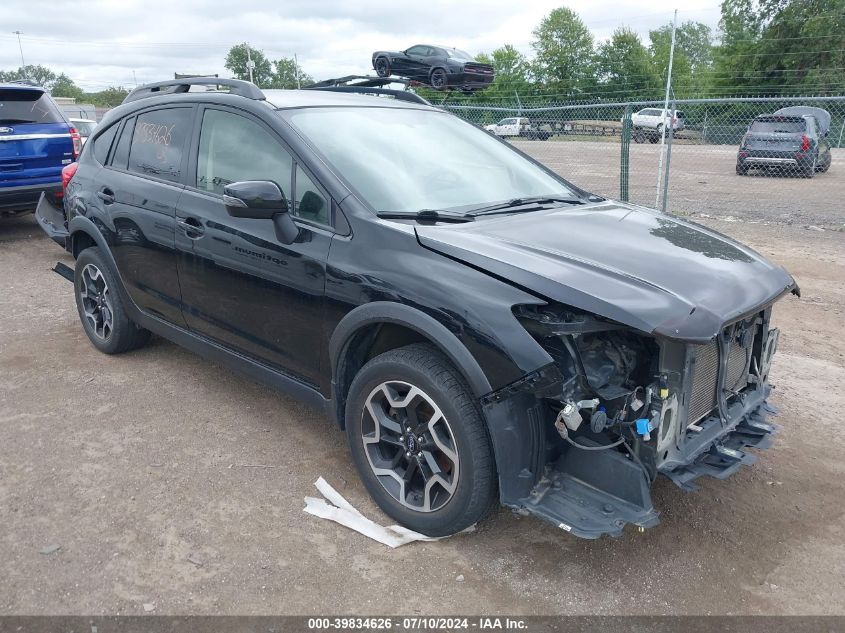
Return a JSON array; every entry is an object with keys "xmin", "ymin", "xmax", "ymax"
[
  {"xmin": 61, "ymin": 162, "xmax": 79, "ymax": 194},
  {"xmin": 69, "ymin": 127, "xmax": 82, "ymax": 159},
  {"xmin": 801, "ymin": 135, "xmax": 810, "ymax": 151}
]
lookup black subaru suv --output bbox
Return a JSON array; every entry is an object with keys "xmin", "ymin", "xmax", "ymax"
[{"xmin": 38, "ymin": 78, "xmax": 796, "ymax": 539}]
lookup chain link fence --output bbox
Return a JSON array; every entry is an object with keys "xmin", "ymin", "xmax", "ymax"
[{"xmin": 442, "ymin": 96, "xmax": 845, "ymax": 227}]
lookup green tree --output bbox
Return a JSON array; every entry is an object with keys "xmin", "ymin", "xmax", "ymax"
[
  {"xmin": 594, "ymin": 28, "xmax": 662, "ymax": 99},
  {"xmin": 83, "ymin": 87, "xmax": 129, "ymax": 107},
  {"xmin": 713, "ymin": 0, "xmax": 845, "ymax": 95},
  {"xmin": 0, "ymin": 64, "xmax": 58, "ymax": 89},
  {"xmin": 51, "ymin": 73, "xmax": 84, "ymax": 100},
  {"xmin": 648, "ymin": 27, "xmax": 694, "ymax": 96},
  {"xmin": 270, "ymin": 57, "xmax": 314, "ymax": 89},
  {"xmin": 490, "ymin": 45, "xmax": 532, "ymax": 92},
  {"xmin": 531, "ymin": 7, "xmax": 595, "ymax": 95},
  {"xmin": 224, "ymin": 43, "xmax": 274, "ymax": 87}
]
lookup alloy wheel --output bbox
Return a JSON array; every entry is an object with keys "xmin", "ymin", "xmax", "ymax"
[
  {"xmin": 361, "ymin": 381, "xmax": 459, "ymax": 513},
  {"xmin": 430, "ymin": 69, "xmax": 447, "ymax": 89},
  {"xmin": 79, "ymin": 264, "xmax": 114, "ymax": 341},
  {"xmin": 376, "ymin": 58, "xmax": 390, "ymax": 77}
]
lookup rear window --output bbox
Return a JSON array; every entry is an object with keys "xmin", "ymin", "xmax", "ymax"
[
  {"xmin": 675, "ymin": 111, "xmax": 685, "ymax": 119},
  {"xmin": 0, "ymin": 88, "xmax": 65, "ymax": 124},
  {"xmin": 750, "ymin": 118, "xmax": 806, "ymax": 134}
]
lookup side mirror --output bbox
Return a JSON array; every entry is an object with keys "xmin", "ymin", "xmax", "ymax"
[
  {"xmin": 223, "ymin": 180, "xmax": 299, "ymax": 245},
  {"xmin": 223, "ymin": 181, "xmax": 288, "ymax": 219}
]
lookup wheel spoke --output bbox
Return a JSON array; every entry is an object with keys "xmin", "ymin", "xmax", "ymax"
[{"xmin": 361, "ymin": 380, "xmax": 460, "ymax": 513}]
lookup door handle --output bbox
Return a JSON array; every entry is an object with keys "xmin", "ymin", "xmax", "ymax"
[
  {"xmin": 97, "ymin": 188, "xmax": 115, "ymax": 204},
  {"xmin": 177, "ymin": 217, "xmax": 205, "ymax": 237}
]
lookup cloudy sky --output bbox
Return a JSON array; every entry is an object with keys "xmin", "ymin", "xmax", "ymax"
[{"xmin": 1, "ymin": 0, "xmax": 722, "ymax": 91}]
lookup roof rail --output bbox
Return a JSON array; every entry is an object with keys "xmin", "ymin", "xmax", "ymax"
[
  {"xmin": 304, "ymin": 76, "xmax": 430, "ymax": 106},
  {"xmin": 123, "ymin": 78, "xmax": 265, "ymax": 104}
]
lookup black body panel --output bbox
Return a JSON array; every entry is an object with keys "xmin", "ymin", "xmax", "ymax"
[{"xmin": 417, "ymin": 202, "xmax": 795, "ymax": 343}]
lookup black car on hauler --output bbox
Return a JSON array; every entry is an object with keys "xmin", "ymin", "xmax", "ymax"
[
  {"xmin": 371, "ymin": 45, "xmax": 494, "ymax": 91},
  {"xmin": 37, "ymin": 78, "xmax": 796, "ymax": 539}
]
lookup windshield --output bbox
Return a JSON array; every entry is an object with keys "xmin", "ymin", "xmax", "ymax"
[
  {"xmin": 0, "ymin": 89, "xmax": 65, "ymax": 124},
  {"xmin": 286, "ymin": 107, "xmax": 577, "ymax": 213},
  {"xmin": 750, "ymin": 118, "xmax": 805, "ymax": 134}
]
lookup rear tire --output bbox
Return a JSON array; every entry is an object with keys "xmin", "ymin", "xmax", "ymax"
[
  {"xmin": 74, "ymin": 247, "xmax": 151, "ymax": 355},
  {"xmin": 429, "ymin": 68, "xmax": 447, "ymax": 90},
  {"xmin": 345, "ymin": 343, "xmax": 497, "ymax": 536},
  {"xmin": 736, "ymin": 162, "xmax": 748, "ymax": 176},
  {"xmin": 801, "ymin": 160, "xmax": 816, "ymax": 178}
]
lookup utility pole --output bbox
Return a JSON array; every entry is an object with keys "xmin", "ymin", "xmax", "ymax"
[
  {"xmin": 294, "ymin": 53, "xmax": 301, "ymax": 89},
  {"xmin": 12, "ymin": 30, "xmax": 26, "ymax": 74},
  {"xmin": 246, "ymin": 45, "xmax": 255, "ymax": 84},
  {"xmin": 654, "ymin": 9, "xmax": 677, "ymax": 210}
]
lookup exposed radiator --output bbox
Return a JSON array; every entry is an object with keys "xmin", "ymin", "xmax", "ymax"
[{"xmin": 688, "ymin": 326, "xmax": 755, "ymax": 424}]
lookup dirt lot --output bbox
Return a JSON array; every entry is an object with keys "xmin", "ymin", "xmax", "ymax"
[
  {"xmin": 515, "ymin": 140, "xmax": 845, "ymax": 228},
  {"xmin": 1, "ymin": 205, "xmax": 844, "ymax": 615}
]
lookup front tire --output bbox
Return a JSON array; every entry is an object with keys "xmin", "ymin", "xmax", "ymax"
[
  {"xmin": 345, "ymin": 344, "xmax": 497, "ymax": 536},
  {"xmin": 375, "ymin": 57, "xmax": 391, "ymax": 78},
  {"xmin": 74, "ymin": 247, "xmax": 151, "ymax": 354}
]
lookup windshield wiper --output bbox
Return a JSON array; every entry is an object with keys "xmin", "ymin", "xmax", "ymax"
[
  {"xmin": 466, "ymin": 196, "xmax": 584, "ymax": 217},
  {"xmin": 376, "ymin": 209, "xmax": 475, "ymax": 223}
]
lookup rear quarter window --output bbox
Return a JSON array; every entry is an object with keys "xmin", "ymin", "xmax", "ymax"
[
  {"xmin": 0, "ymin": 89, "xmax": 65, "ymax": 124},
  {"xmin": 92, "ymin": 123, "xmax": 118, "ymax": 165}
]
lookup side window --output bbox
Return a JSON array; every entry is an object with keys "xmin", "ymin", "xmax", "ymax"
[
  {"xmin": 293, "ymin": 165, "xmax": 329, "ymax": 225},
  {"xmin": 92, "ymin": 123, "xmax": 118, "ymax": 165},
  {"xmin": 127, "ymin": 108, "xmax": 192, "ymax": 183},
  {"xmin": 110, "ymin": 117, "xmax": 135, "ymax": 170},
  {"xmin": 196, "ymin": 108, "xmax": 293, "ymax": 198},
  {"xmin": 407, "ymin": 46, "xmax": 427, "ymax": 56}
]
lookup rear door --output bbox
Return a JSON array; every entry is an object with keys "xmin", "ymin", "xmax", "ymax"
[
  {"xmin": 94, "ymin": 106, "xmax": 193, "ymax": 326},
  {"xmin": 0, "ymin": 87, "xmax": 74, "ymax": 189},
  {"xmin": 175, "ymin": 105, "xmax": 332, "ymax": 385}
]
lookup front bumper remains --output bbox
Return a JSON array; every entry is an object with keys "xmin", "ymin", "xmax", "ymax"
[{"xmin": 516, "ymin": 396, "xmax": 777, "ymax": 539}]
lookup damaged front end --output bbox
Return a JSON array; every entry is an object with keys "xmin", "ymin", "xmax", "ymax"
[{"xmin": 482, "ymin": 302, "xmax": 781, "ymax": 539}]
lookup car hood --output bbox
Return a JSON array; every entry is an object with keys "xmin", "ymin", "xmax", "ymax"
[{"xmin": 416, "ymin": 201, "xmax": 797, "ymax": 343}]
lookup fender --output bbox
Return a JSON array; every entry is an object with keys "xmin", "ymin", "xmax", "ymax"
[
  {"xmin": 68, "ymin": 215, "xmax": 136, "ymax": 308},
  {"xmin": 329, "ymin": 301, "xmax": 493, "ymax": 400}
]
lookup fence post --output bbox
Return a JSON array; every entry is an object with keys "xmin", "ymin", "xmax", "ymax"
[{"xmin": 620, "ymin": 104, "xmax": 632, "ymax": 202}]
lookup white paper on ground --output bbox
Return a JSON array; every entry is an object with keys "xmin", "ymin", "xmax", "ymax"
[{"xmin": 303, "ymin": 477, "xmax": 473, "ymax": 548}]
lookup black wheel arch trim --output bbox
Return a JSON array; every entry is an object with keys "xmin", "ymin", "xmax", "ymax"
[{"xmin": 329, "ymin": 301, "xmax": 493, "ymax": 403}]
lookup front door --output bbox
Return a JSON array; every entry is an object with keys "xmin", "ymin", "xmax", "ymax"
[{"xmin": 175, "ymin": 106, "xmax": 332, "ymax": 385}]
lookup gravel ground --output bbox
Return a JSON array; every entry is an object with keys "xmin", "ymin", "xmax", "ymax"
[
  {"xmin": 514, "ymin": 140, "xmax": 845, "ymax": 228},
  {"xmin": 1, "ymin": 207, "xmax": 844, "ymax": 616}
]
